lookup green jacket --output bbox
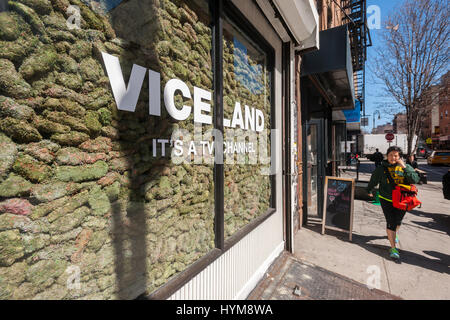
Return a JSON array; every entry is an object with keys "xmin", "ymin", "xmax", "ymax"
[{"xmin": 367, "ymin": 160, "xmax": 420, "ymax": 201}]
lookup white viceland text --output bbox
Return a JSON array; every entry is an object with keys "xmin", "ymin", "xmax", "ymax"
[{"xmin": 101, "ymin": 52, "xmax": 265, "ymax": 132}]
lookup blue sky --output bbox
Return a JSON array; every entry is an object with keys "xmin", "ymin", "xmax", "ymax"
[{"xmin": 365, "ymin": 0, "xmax": 402, "ymax": 132}]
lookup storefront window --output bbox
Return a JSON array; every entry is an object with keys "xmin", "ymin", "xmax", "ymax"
[
  {"xmin": 306, "ymin": 123, "xmax": 319, "ymax": 217},
  {"xmin": 0, "ymin": 0, "xmax": 214, "ymax": 299},
  {"xmin": 222, "ymin": 15, "xmax": 273, "ymax": 239},
  {"xmin": 333, "ymin": 121, "xmax": 347, "ymax": 173}
]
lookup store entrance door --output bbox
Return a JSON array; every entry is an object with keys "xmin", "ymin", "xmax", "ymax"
[
  {"xmin": 306, "ymin": 122, "xmax": 318, "ymax": 219},
  {"xmin": 304, "ymin": 119, "xmax": 325, "ymax": 223}
]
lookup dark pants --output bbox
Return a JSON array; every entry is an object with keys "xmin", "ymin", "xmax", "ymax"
[
  {"xmin": 443, "ymin": 172, "xmax": 450, "ymax": 200},
  {"xmin": 380, "ymin": 198, "xmax": 406, "ymax": 231}
]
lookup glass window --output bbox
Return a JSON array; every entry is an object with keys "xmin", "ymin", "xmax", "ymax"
[
  {"xmin": 99, "ymin": 0, "xmax": 216, "ymax": 296},
  {"xmin": 0, "ymin": 0, "xmax": 278, "ymax": 300},
  {"xmin": 333, "ymin": 121, "xmax": 347, "ymax": 172},
  {"xmin": 0, "ymin": 0, "xmax": 213, "ymax": 299},
  {"xmin": 222, "ymin": 15, "xmax": 273, "ymax": 239}
]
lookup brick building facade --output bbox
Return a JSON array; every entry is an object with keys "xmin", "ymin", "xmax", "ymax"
[
  {"xmin": 372, "ymin": 123, "xmax": 393, "ymax": 134},
  {"xmin": 393, "ymin": 113, "xmax": 407, "ymax": 134},
  {"xmin": 439, "ymin": 71, "xmax": 450, "ymax": 148}
]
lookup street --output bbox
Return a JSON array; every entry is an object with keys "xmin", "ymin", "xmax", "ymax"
[{"xmin": 415, "ymin": 159, "xmax": 449, "ymax": 183}]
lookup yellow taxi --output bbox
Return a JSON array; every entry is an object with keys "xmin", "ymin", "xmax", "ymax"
[{"xmin": 427, "ymin": 150, "xmax": 450, "ymax": 165}]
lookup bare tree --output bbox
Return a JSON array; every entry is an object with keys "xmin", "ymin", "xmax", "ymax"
[{"xmin": 373, "ymin": 0, "xmax": 449, "ymax": 155}]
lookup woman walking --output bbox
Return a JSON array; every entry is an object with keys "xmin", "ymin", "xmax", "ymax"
[
  {"xmin": 367, "ymin": 146, "xmax": 420, "ymax": 261},
  {"xmin": 406, "ymin": 154, "xmax": 418, "ymax": 169}
]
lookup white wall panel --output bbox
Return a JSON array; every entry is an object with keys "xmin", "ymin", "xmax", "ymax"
[{"xmin": 169, "ymin": 211, "xmax": 284, "ymax": 300}]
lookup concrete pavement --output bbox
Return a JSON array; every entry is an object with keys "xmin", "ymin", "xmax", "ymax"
[
  {"xmin": 293, "ymin": 159, "xmax": 449, "ymax": 299},
  {"xmin": 247, "ymin": 252, "xmax": 401, "ymax": 300},
  {"xmin": 250, "ymin": 159, "xmax": 449, "ymax": 300}
]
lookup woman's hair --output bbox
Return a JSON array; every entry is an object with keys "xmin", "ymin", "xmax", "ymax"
[{"xmin": 386, "ymin": 146, "xmax": 402, "ymax": 156}]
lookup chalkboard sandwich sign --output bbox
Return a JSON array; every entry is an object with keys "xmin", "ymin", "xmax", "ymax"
[{"xmin": 322, "ymin": 177, "xmax": 355, "ymax": 241}]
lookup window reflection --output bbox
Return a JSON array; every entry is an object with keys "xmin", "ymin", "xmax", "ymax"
[{"xmin": 222, "ymin": 16, "xmax": 272, "ymax": 239}]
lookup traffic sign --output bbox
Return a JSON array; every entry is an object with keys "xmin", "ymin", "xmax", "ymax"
[{"xmin": 385, "ymin": 133, "xmax": 394, "ymax": 141}]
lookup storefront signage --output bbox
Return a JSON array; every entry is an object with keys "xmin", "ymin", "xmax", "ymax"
[
  {"xmin": 343, "ymin": 100, "xmax": 361, "ymax": 123},
  {"xmin": 102, "ymin": 52, "xmax": 265, "ymax": 132},
  {"xmin": 101, "ymin": 52, "xmax": 275, "ymax": 165}
]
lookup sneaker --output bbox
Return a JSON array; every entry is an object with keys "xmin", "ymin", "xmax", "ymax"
[{"xmin": 389, "ymin": 248, "xmax": 400, "ymax": 260}]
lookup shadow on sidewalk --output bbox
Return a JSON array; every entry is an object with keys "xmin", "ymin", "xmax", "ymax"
[
  {"xmin": 408, "ymin": 210, "xmax": 450, "ymax": 236},
  {"xmin": 303, "ymin": 223, "xmax": 450, "ymax": 275},
  {"xmin": 304, "ymin": 223, "xmax": 351, "ymax": 242},
  {"xmin": 422, "ymin": 251, "xmax": 450, "ymax": 267},
  {"xmin": 352, "ymin": 234, "xmax": 450, "ymax": 275}
]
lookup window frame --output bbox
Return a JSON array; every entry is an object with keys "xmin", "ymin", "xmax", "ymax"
[
  {"xmin": 221, "ymin": 1, "xmax": 276, "ymax": 242},
  {"xmin": 146, "ymin": 0, "xmax": 277, "ymax": 300}
]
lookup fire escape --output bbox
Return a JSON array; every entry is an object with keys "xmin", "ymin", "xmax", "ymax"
[{"xmin": 340, "ymin": 0, "xmax": 372, "ymax": 118}]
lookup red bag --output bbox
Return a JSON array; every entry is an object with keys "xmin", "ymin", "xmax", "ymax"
[
  {"xmin": 392, "ymin": 184, "xmax": 422, "ymax": 211},
  {"xmin": 384, "ymin": 167, "xmax": 422, "ymax": 211}
]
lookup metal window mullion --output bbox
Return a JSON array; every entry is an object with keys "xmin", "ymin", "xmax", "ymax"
[{"xmin": 212, "ymin": 0, "xmax": 224, "ymax": 251}]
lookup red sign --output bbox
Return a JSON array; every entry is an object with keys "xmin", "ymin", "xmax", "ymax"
[{"xmin": 385, "ymin": 133, "xmax": 395, "ymax": 141}]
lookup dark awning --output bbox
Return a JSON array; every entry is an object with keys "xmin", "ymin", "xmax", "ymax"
[{"xmin": 301, "ymin": 25, "xmax": 355, "ymax": 110}]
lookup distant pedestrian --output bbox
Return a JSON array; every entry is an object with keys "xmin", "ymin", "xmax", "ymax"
[
  {"xmin": 406, "ymin": 154, "xmax": 418, "ymax": 169},
  {"xmin": 347, "ymin": 153, "xmax": 356, "ymax": 165},
  {"xmin": 373, "ymin": 148, "xmax": 383, "ymax": 168},
  {"xmin": 407, "ymin": 154, "xmax": 426, "ymax": 184},
  {"xmin": 367, "ymin": 146, "xmax": 420, "ymax": 261},
  {"xmin": 443, "ymin": 169, "xmax": 450, "ymax": 200}
]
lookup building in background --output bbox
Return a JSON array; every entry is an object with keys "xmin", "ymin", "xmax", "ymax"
[
  {"xmin": 420, "ymin": 71, "xmax": 449, "ymax": 150},
  {"xmin": 439, "ymin": 71, "xmax": 450, "ymax": 149},
  {"xmin": 372, "ymin": 123, "xmax": 393, "ymax": 134},
  {"xmin": 421, "ymin": 85, "xmax": 441, "ymax": 148},
  {"xmin": 393, "ymin": 113, "xmax": 407, "ymax": 134}
]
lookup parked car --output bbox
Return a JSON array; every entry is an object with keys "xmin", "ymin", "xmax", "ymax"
[
  {"xmin": 427, "ymin": 150, "xmax": 450, "ymax": 165},
  {"xmin": 417, "ymin": 146, "xmax": 432, "ymax": 159}
]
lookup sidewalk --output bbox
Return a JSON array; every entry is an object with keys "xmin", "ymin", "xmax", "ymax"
[
  {"xmin": 250, "ymin": 161, "xmax": 450, "ymax": 300},
  {"xmin": 247, "ymin": 252, "xmax": 401, "ymax": 300}
]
